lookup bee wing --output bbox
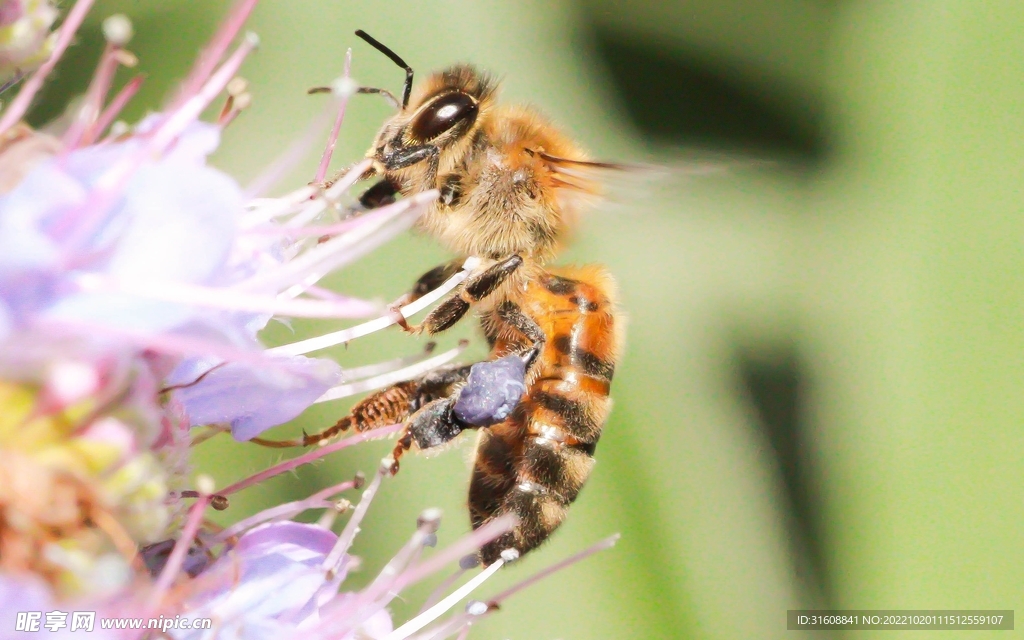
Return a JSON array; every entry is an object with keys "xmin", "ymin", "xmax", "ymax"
[
  {"xmin": 534, "ymin": 151, "xmax": 661, "ymax": 217},
  {"xmin": 537, "ymin": 151, "xmax": 653, "ymax": 193},
  {"xmin": 539, "ymin": 149, "xmax": 771, "ymax": 216}
]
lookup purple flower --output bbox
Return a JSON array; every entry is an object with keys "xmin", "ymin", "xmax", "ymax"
[
  {"xmin": 0, "ymin": 120, "xmax": 241, "ymax": 335},
  {"xmin": 170, "ymin": 355, "xmax": 341, "ymax": 441},
  {"xmin": 154, "ymin": 461, "xmax": 613, "ymax": 640},
  {"xmin": 0, "ymin": 573, "xmax": 117, "ymax": 639},
  {"xmin": 172, "ymin": 522, "xmax": 347, "ymax": 639},
  {"xmin": 0, "ymin": 35, "xmax": 417, "ymax": 440}
]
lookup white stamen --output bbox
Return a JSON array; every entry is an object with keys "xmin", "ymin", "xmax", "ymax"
[
  {"xmin": 73, "ymin": 273, "xmax": 379, "ymax": 319},
  {"xmin": 242, "ymin": 188, "xmax": 319, "ymax": 228},
  {"xmin": 314, "ymin": 48, "xmax": 353, "ymax": 184},
  {"xmin": 113, "ymin": 49, "xmax": 138, "ymax": 67},
  {"xmin": 148, "ymin": 32, "xmax": 259, "ymax": 156},
  {"xmin": 322, "ymin": 466, "xmax": 385, "ymax": 575},
  {"xmin": 465, "ymin": 600, "xmax": 489, "ymax": 616},
  {"xmin": 194, "ymin": 474, "xmax": 216, "ymax": 495},
  {"xmin": 232, "ymin": 92, "xmax": 252, "ymax": 111},
  {"xmin": 332, "ymin": 76, "xmax": 359, "ymax": 98},
  {"xmin": 315, "ymin": 344, "xmax": 466, "ymax": 404},
  {"xmin": 226, "ymin": 76, "xmax": 248, "ymax": 96},
  {"xmin": 334, "ymin": 506, "xmax": 446, "ymax": 632},
  {"xmin": 62, "ymin": 30, "xmax": 259, "ymax": 253},
  {"xmin": 102, "ymin": 14, "xmax": 133, "ymax": 46},
  {"xmin": 384, "ymin": 558, "xmax": 505, "ymax": 640},
  {"xmin": 337, "ymin": 346, "xmax": 438, "ymax": 382},
  {"xmin": 235, "ymin": 190, "xmax": 436, "ymax": 294},
  {"xmin": 242, "ymin": 156, "xmax": 372, "ymax": 233},
  {"xmin": 418, "ymin": 508, "xmax": 443, "ymax": 530},
  {"xmin": 271, "ymin": 256, "xmax": 481, "ymax": 356}
]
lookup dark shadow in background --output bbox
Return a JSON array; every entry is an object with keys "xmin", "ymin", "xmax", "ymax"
[
  {"xmin": 738, "ymin": 350, "xmax": 834, "ymax": 618},
  {"xmin": 583, "ymin": 26, "xmax": 827, "ymax": 164},
  {"xmin": 581, "ymin": 18, "xmax": 834, "ymax": 614}
]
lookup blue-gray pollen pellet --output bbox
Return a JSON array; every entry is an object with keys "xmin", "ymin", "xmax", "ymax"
[{"xmin": 453, "ymin": 354, "xmax": 527, "ymax": 426}]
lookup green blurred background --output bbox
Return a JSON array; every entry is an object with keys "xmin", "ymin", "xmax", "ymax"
[{"xmin": 32, "ymin": 1, "xmax": 1023, "ymax": 637}]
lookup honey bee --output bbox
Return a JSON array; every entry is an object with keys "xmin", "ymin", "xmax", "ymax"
[{"xmin": 260, "ymin": 31, "xmax": 625, "ymax": 564}]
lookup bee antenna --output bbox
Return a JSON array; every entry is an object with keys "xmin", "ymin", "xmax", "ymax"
[{"xmin": 354, "ymin": 29, "xmax": 414, "ymax": 109}]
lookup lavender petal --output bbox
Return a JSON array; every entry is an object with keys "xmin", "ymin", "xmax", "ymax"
[
  {"xmin": 172, "ymin": 522, "xmax": 345, "ymax": 640},
  {"xmin": 172, "ymin": 353, "xmax": 341, "ymax": 440}
]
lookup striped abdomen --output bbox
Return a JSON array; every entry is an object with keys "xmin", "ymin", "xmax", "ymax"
[{"xmin": 470, "ymin": 266, "xmax": 622, "ymax": 564}]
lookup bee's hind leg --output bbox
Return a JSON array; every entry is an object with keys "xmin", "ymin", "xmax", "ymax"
[
  {"xmin": 388, "ymin": 396, "xmax": 470, "ymax": 475},
  {"xmin": 389, "ymin": 352, "xmax": 530, "ymax": 474},
  {"xmin": 250, "ymin": 364, "xmax": 473, "ymax": 449}
]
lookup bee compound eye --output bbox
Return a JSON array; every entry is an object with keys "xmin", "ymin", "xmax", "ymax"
[{"xmin": 411, "ymin": 92, "xmax": 478, "ymax": 141}]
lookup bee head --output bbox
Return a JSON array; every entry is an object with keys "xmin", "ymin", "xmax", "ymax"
[{"xmin": 366, "ymin": 65, "xmax": 496, "ymax": 179}]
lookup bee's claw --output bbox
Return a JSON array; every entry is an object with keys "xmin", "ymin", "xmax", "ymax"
[{"xmin": 388, "ymin": 304, "xmax": 418, "ymax": 333}]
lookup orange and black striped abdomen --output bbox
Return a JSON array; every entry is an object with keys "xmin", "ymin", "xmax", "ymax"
[{"xmin": 470, "ymin": 266, "xmax": 621, "ymax": 564}]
